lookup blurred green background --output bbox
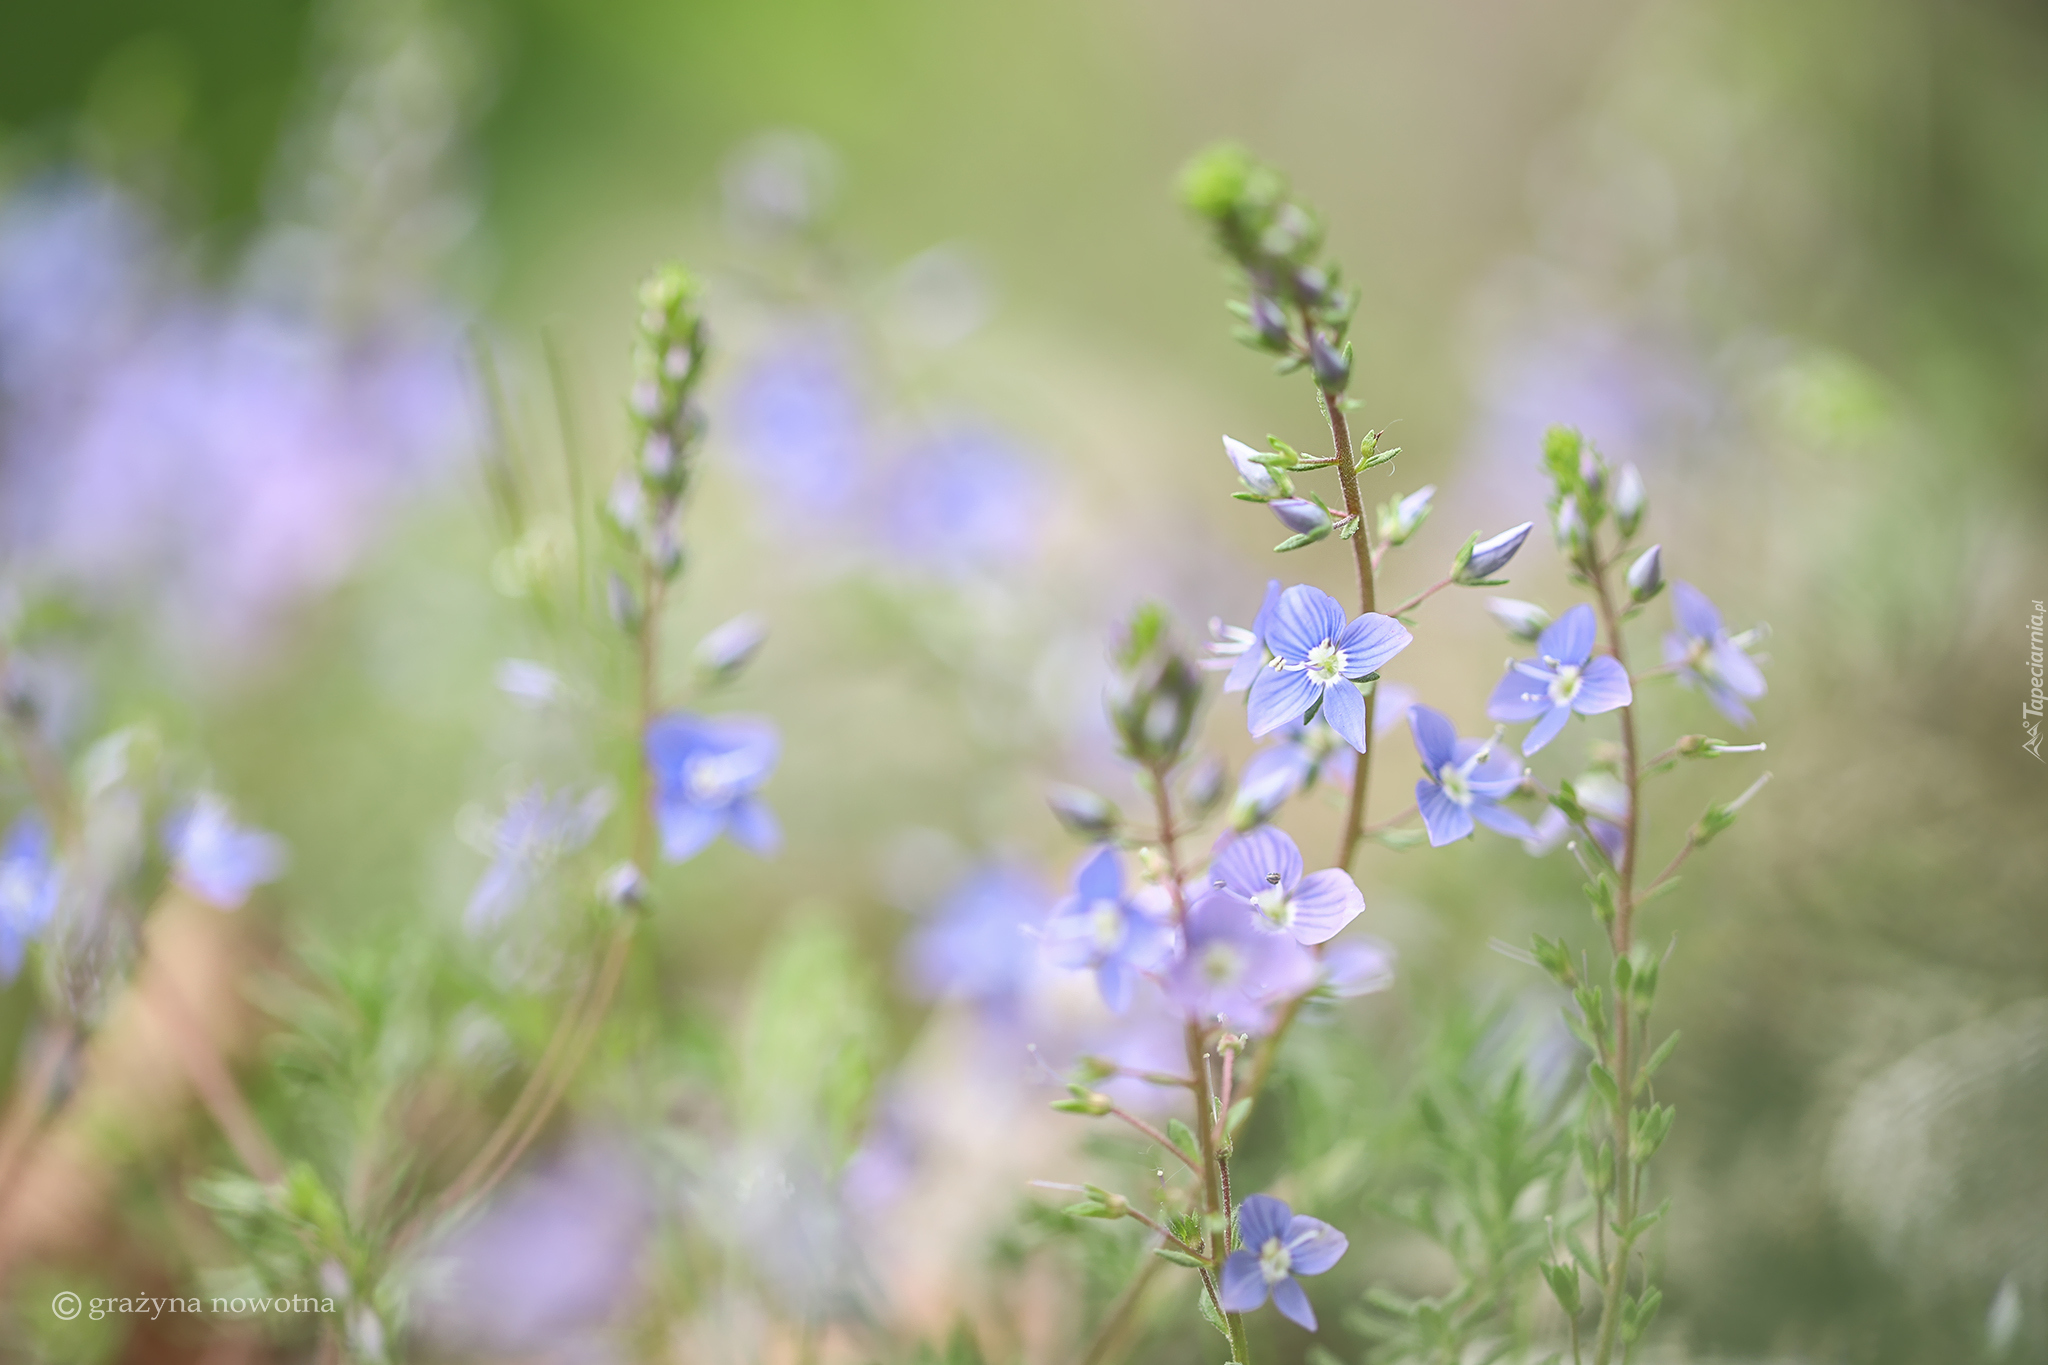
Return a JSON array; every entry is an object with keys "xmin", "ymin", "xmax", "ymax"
[{"xmin": 2, "ymin": 0, "xmax": 2046, "ymax": 1362}]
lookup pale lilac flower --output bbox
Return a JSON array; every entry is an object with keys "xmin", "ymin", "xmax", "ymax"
[
  {"xmin": 645, "ymin": 714, "xmax": 781, "ymax": 862},
  {"xmin": 1409, "ymin": 706, "xmax": 1533, "ymax": 846},
  {"xmin": 906, "ymin": 865, "xmax": 1049, "ymax": 1023},
  {"xmin": 466, "ymin": 786, "xmax": 614, "ymax": 931},
  {"xmin": 873, "ymin": 423, "xmax": 1046, "ymax": 571},
  {"xmin": 1486, "ymin": 604, "xmax": 1631, "ymax": 756},
  {"xmin": 1206, "ymin": 827, "xmax": 1363, "ymax": 946},
  {"xmin": 1522, "ymin": 772, "xmax": 1627, "ymax": 863},
  {"xmin": 1044, "ymin": 847, "xmax": 1173, "ymax": 1014},
  {"xmin": 1664, "ymin": 581, "xmax": 1767, "ymax": 725},
  {"xmin": 727, "ymin": 337, "xmax": 869, "ymax": 514},
  {"xmin": 1219, "ymin": 1193, "xmax": 1348, "ymax": 1330},
  {"xmin": 1320, "ymin": 937, "xmax": 1395, "ymax": 998},
  {"xmin": 1206, "ymin": 580, "xmax": 1280, "ymax": 694},
  {"xmin": 163, "ymin": 794, "xmax": 287, "ymax": 909},
  {"xmin": 0, "ymin": 816, "xmax": 61, "ymax": 981},
  {"xmin": 1166, "ymin": 893, "xmax": 1316, "ymax": 1031},
  {"xmin": 1246, "ymin": 586, "xmax": 1412, "ymax": 753}
]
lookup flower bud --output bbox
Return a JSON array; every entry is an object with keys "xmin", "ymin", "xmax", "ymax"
[
  {"xmin": 606, "ymin": 572, "xmax": 642, "ymax": 633},
  {"xmin": 1578, "ymin": 446, "xmax": 1608, "ymax": 503},
  {"xmin": 1308, "ymin": 331, "xmax": 1350, "ymax": 393},
  {"xmin": 1378, "ymin": 486, "xmax": 1435, "ymax": 546},
  {"xmin": 1293, "ymin": 264, "xmax": 1330, "ymax": 305},
  {"xmin": 1626, "ymin": 544, "xmax": 1664, "ymax": 603},
  {"xmin": 1485, "ymin": 598, "xmax": 1552, "ymax": 643},
  {"xmin": 1181, "ymin": 755, "xmax": 1227, "ymax": 817},
  {"xmin": 1552, "ymin": 496, "xmax": 1587, "ymax": 555},
  {"xmin": 1613, "ymin": 463, "xmax": 1646, "ymax": 537},
  {"xmin": 597, "ymin": 861, "xmax": 646, "ymax": 910},
  {"xmin": 1249, "ymin": 294, "xmax": 1289, "ymax": 350},
  {"xmin": 1046, "ymin": 784, "xmax": 1121, "ymax": 839},
  {"xmin": 1455, "ymin": 521, "xmax": 1533, "ymax": 584},
  {"xmin": 694, "ymin": 612, "xmax": 768, "ymax": 680},
  {"xmin": 1269, "ymin": 497, "xmax": 1332, "ymax": 540},
  {"xmin": 1106, "ymin": 605, "xmax": 1202, "ymax": 767},
  {"xmin": 1224, "ymin": 436, "xmax": 1283, "ymax": 497},
  {"xmin": 642, "ymin": 432, "xmax": 677, "ymax": 481},
  {"xmin": 606, "ymin": 472, "xmax": 648, "ymax": 537}
]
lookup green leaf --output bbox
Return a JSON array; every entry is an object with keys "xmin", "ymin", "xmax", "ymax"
[
  {"xmin": 1167, "ymin": 1118, "xmax": 1199, "ymax": 1158},
  {"xmin": 1197, "ymin": 1285, "xmax": 1233, "ymax": 1342},
  {"xmin": 1225, "ymin": 1098, "xmax": 1253, "ymax": 1136},
  {"xmin": 1154, "ymin": 1247, "xmax": 1210, "ymax": 1269},
  {"xmin": 1540, "ymin": 1261, "xmax": 1582, "ymax": 1318},
  {"xmin": 1586, "ymin": 1062, "xmax": 1620, "ymax": 1110},
  {"xmin": 1638, "ymin": 1031, "xmax": 1680, "ymax": 1089},
  {"xmin": 1623, "ymin": 1196, "xmax": 1673, "ymax": 1241}
]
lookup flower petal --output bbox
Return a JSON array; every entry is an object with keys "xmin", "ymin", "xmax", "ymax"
[
  {"xmin": 1521, "ymin": 704, "xmax": 1573, "ymax": 755},
  {"xmin": 1285, "ymin": 1216, "xmax": 1349, "ymax": 1276},
  {"xmin": 1487, "ymin": 665, "xmax": 1552, "ymax": 722},
  {"xmin": 1572, "ymin": 656, "xmax": 1633, "ymax": 715},
  {"xmin": 1286, "ymin": 869, "xmax": 1363, "ymax": 945},
  {"xmin": 656, "ymin": 800, "xmax": 725, "ymax": 863},
  {"xmin": 726, "ymin": 798, "xmax": 782, "ymax": 854},
  {"xmin": 1097, "ymin": 958, "xmax": 1133, "ymax": 1014},
  {"xmin": 1703, "ymin": 680, "xmax": 1756, "ymax": 727},
  {"xmin": 1336, "ymin": 612, "xmax": 1413, "ymax": 677},
  {"xmin": 1416, "ymin": 780, "xmax": 1474, "ymax": 847},
  {"xmin": 1270, "ymin": 1277, "xmax": 1317, "ymax": 1331},
  {"xmin": 1407, "ymin": 704, "xmax": 1458, "ymax": 772},
  {"xmin": 1237, "ymin": 1194, "xmax": 1293, "ymax": 1248},
  {"xmin": 1212, "ymin": 826, "xmax": 1304, "ymax": 900},
  {"xmin": 1322, "ymin": 937, "xmax": 1395, "ymax": 997},
  {"xmin": 1711, "ymin": 639, "xmax": 1767, "ymax": 700},
  {"xmin": 1219, "ymin": 1250, "xmax": 1268, "ymax": 1313},
  {"xmin": 1248, "ymin": 665, "xmax": 1319, "ymax": 738},
  {"xmin": 1536, "ymin": 603, "xmax": 1597, "ymax": 665},
  {"xmin": 1671, "ymin": 580, "xmax": 1722, "ymax": 641},
  {"xmin": 1074, "ymin": 845, "xmax": 1123, "ymax": 900},
  {"xmin": 1318, "ymin": 681, "xmax": 1367, "ymax": 754},
  {"xmin": 1472, "ymin": 798, "xmax": 1536, "ymax": 840},
  {"xmin": 1266, "ymin": 585, "xmax": 1347, "ymax": 663}
]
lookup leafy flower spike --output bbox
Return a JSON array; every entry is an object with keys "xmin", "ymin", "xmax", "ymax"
[
  {"xmin": 1206, "ymin": 826, "xmax": 1363, "ymax": 945},
  {"xmin": 1219, "ymin": 1193, "xmax": 1349, "ymax": 1330},
  {"xmin": 644, "ymin": 714, "xmax": 781, "ymax": 862},
  {"xmin": 1485, "ymin": 603, "xmax": 1631, "ymax": 755},
  {"xmin": 1664, "ymin": 580, "xmax": 1767, "ymax": 725},
  {"xmin": 1408, "ymin": 705, "xmax": 1533, "ymax": 846},
  {"xmin": 1246, "ymin": 585, "xmax": 1411, "ymax": 753},
  {"xmin": 1043, "ymin": 846, "xmax": 1173, "ymax": 1013}
]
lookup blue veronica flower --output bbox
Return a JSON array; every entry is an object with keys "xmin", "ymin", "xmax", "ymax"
[
  {"xmin": 1408, "ymin": 705, "xmax": 1533, "ymax": 846},
  {"xmin": 906, "ymin": 865, "xmax": 1049, "ymax": 1023},
  {"xmin": 1485, "ymin": 603, "xmax": 1632, "ymax": 755},
  {"xmin": 1165, "ymin": 892, "xmax": 1317, "ymax": 1031},
  {"xmin": 1232, "ymin": 685, "xmax": 1419, "ymax": 827},
  {"xmin": 0, "ymin": 816, "xmax": 61, "ymax": 982},
  {"xmin": 1044, "ymin": 846, "xmax": 1173, "ymax": 1014},
  {"xmin": 1246, "ymin": 586, "xmax": 1412, "ymax": 753},
  {"xmin": 1205, "ymin": 827, "xmax": 1363, "ymax": 946},
  {"xmin": 1206, "ymin": 580, "xmax": 1280, "ymax": 695},
  {"xmin": 1664, "ymin": 580, "xmax": 1767, "ymax": 725},
  {"xmin": 645, "ymin": 714, "xmax": 781, "ymax": 863},
  {"xmin": 1523, "ymin": 771, "xmax": 1627, "ymax": 863},
  {"xmin": 467, "ymin": 786, "xmax": 614, "ymax": 932},
  {"xmin": 1218, "ymin": 1193, "xmax": 1349, "ymax": 1330},
  {"xmin": 163, "ymin": 794, "xmax": 287, "ymax": 909},
  {"xmin": 873, "ymin": 422, "xmax": 1047, "ymax": 572}
]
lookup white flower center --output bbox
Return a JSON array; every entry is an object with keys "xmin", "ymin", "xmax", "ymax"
[
  {"xmin": 1200, "ymin": 942, "xmax": 1244, "ymax": 986},
  {"xmin": 1437, "ymin": 762, "xmax": 1473, "ymax": 808},
  {"xmin": 1302, "ymin": 640, "xmax": 1348, "ymax": 682},
  {"xmin": 684, "ymin": 752, "xmax": 752, "ymax": 804},
  {"xmin": 1259, "ymin": 1236, "xmax": 1293, "ymax": 1283},
  {"xmin": 1088, "ymin": 900, "xmax": 1126, "ymax": 954},
  {"xmin": 1253, "ymin": 886, "xmax": 1293, "ymax": 929},
  {"xmin": 1546, "ymin": 664, "xmax": 1583, "ymax": 707}
]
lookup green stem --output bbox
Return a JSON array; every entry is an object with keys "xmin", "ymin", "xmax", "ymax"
[{"xmin": 1321, "ymin": 393, "xmax": 1379, "ymax": 874}]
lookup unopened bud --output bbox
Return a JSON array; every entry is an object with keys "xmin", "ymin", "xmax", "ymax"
[
  {"xmin": 1249, "ymin": 294, "xmax": 1289, "ymax": 350},
  {"xmin": 1308, "ymin": 331, "xmax": 1350, "ymax": 393},
  {"xmin": 1613, "ymin": 463, "xmax": 1646, "ymax": 537},
  {"xmin": 1224, "ymin": 436, "xmax": 1284, "ymax": 497},
  {"xmin": 606, "ymin": 572, "xmax": 642, "ymax": 632},
  {"xmin": 1579, "ymin": 446, "xmax": 1607, "ymax": 503},
  {"xmin": 1626, "ymin": 544, "xmax": 1664, "ymax": 603},
  {"xmin": 598, "ymin": 861, "xmax": 646, "ymax": 910},
  {"xmin": 694, "ymin": 613, "xmax": 768, "ymax": 680},
  {"xmin": 1181, "ymin": 755, "xmax": 1227, "ymax": 817},
  {"xmin": 1456, "ymin": 521, "xmax": 1533, "ymax": 584},
  {"xmin": 1378, "ymin": 485, "xmax": 1435, "ymax": 546},
  {"xmin": 1552, "ymin": 496, "xmax": 1587, "ymax": 555},
  {"xmin": 1485, "ymin": 598, "xmax": 1552, "ymax": 643},
  {"xmin": 1269, "ymin": 497, "xmax": 1332, "ymax": 540},
  {"xmin": 1046, "ymin": 784, "xmax": 1121, "ymax": 839}
]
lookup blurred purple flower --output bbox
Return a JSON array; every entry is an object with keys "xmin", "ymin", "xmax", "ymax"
[
  {"xmin": 905, "ymin": 865, "xmax": 1049, "ymax": 1023},
  {"xmin": 1207, "ymin": 579, "xmax": 1280, "ymax": 695},
  {"xmin": 466, "ymin": 785, "xmax": 613, "ymax": 932},
  {"xmin": 1320, "ymin": 937, "xmax": 1395, "ymax": 998},
  {"xmin": 1409, "ymin": 705, "xmax": 1533, "ymax": 847},
  {"xmin": 1043, "ymin": 846, "xmax": 1173, "ymax": 1014},
  {"xmin": 1246, "ymin": 586, "xmax": 1411, "ymax": 753},
  {"xmin": 872, "ymin": 423, "xmax": 1047, "ymax": 572},
  {"xmin": 0, "ymin": 816, "xmax": 61, "ymax": 982},
  {"xmin": 645, "ymin": 714, "xmax": 781, "ymax": 863},
  {"xmin": 1165, "ymin": 893, "xmax": 1316, "ymax": 1032},
  {"xmin": 1206, "ymin": 827, "xmax": 1363, "ymax": 946},
  {"xmin": 1486, "ymin": 604, "xmax": 1631, "ymax": 756},
  {"xmin": 1218, "ymin": 1193, "xmax": 1348, "ymax": 1330},
  {"xmin": 1523, "ymin": 771, "xmax": 1628, "ymax": 863},
  {"xmin": 1664, "ymin": 580, "xmax": 1767, "ymax": 725},
  {"xmin": 727, "ymin": 336, "xmax": 870, "ymax": 516},
  {"xmin": 163, "ymin": 794, "xmax": 287, "ymax": 910}
]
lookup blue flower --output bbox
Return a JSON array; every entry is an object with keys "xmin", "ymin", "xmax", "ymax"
[
  {"xmin": 1246, "ymin": 586, "xmax": 1412, "ymax": 753},
  {"xmin": 1319, "ymin": 937, "xmax": 1395, "ymax": 998},
  {"xmin": 646, "ymin": 714, "xmax": 781, "ymax": 863},
  {"xmin": 1044, "ymin": 847, "xmax": 1173, "ymax": 1014},
  {"xmin": 1206, "ymin": 827, "xmax": 1363, "ymax": 946},
  {"xmin": 1218, "ymin": 1193, "xmax": 1349, "ymax": 1330},
  {"xmin": 1165, "ymin": 892, "xmax": 1317, "ymax": 1031},
  {"xmin": 906, "ymin": 865, "xmax": 1049, "ymax": 1022},
  {"xmin": 466, "ymin": 786, "xmax": 614, "ymax": 931},
  {"xmin": 0, "ymin": 816, "xmax": 61, "ymax": 982},
  {"xmin": 1206, "ymin": 580, "xmax": 1279, "ymax": 695},
  {"xmin": 872, "ymin": 423, "xmax": 1046, "ymax": 571},
  {"xmin": 163, "ymin": 794, "xmax": 287, "ymax": 909},
  {"xmin": 1408, "ymin": 706, "xmax": 1533, "ymax": 846},
  {"xmin": 1522, "ymin": 772, "xmax": 1627, "ymax": 864},
  {"xmin": 1485, "ymin": 603, "xmax": 1632, "ymax": 755},
  {"xmin": 1664, "ymin": 580, "xmax": 1766, "ymax": 725}
]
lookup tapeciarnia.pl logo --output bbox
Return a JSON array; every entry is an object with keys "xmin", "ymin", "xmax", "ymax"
[{"xmin": 2026, "ymin": 599, "xmax": 2044, "ymax": 761}]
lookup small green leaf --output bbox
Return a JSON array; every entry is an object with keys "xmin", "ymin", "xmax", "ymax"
[
  {"xmin": 1225, "ymin": 1098, "xmax": 1253, "ymax": 1136},
  {"xmin": 1586, "ymin": 1062, "xmax": 1620, "ymax": 1110},
  {"xmin": 1167, "ymin": 1118, "xmax": 1199, "ymax": 1157},
  {"xmin": 1154, "ymin": 1247, "xmax": 1210, "ymax": 1269}
]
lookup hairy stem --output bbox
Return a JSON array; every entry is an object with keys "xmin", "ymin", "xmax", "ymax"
[{"xmin": 1321, "ymin": 394, "xmax": 1379, "ymax": 874}]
